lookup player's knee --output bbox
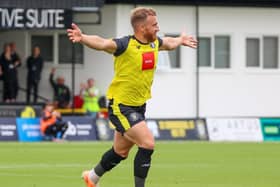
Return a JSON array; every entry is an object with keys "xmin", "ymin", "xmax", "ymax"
[
  {"xmin": 101, "ymin": 147, "xmax": 126, "ymax": 171},
  {"xmin": 139, "ymin": 139, "xmax": 155, "ymax": 150},
  {"xmin": 115, "ymin": 149, "xmax": 130, "ymax": 158}
]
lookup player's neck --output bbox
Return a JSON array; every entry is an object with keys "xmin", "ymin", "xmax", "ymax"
[{"xmin": 134, "ymin": 33, "xmax": 149, "ymax": 44}]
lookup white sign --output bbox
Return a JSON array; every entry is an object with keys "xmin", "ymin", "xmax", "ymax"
[
  {"xmin": 206, "ymin": 118, "xmax": 263, "ymax": 142},
  {"xmin": 0, "ymin": 8, "xmax": 71, "ymax": 29},
  {"xmin": 147, "ymin": 120, "xmax": 160, "ymax": 138},
  {"xmin": 64, "ymin": 121, "xmax": 92, "ymax": 137}
]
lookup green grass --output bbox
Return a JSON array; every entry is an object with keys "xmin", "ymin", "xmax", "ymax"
[{"xmin": 0, "ymin": 141, "xmax": 280, "ymax": 187}]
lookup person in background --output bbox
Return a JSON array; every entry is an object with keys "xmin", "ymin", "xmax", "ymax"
[
  {"xmin": 49, "ymin": 68, "xmax": 71, "ymax": 108},
  {"xmin": 80, "ymin": 78, "xmax": 100, "ymax": 118},
  {"xmin": 40, "ymin": 103, "xmax": 68, "ymax": 141},
  {"xmin": 10, "ymin": 42, "xmax": 21, "ymax": 65},
  {"xmin": 10, "ymin": 42, "xmax": 21, "ymax": 98},
  {"xmin": 26, "ymin": 46, "xmax": 44, "ymax": 103},
  {"xmin": 0, "ymin": 43, "xmax": 21, "ymax": 102}
]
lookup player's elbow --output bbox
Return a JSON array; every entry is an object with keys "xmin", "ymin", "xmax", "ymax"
[
  {"xmin": 164, "ymin": 45, "xmax": 176, "ymax": 51},
  {"xmin": 161, "ymin": 42, "xmax": 177, "ymax": 51},
  {"xmin": 102, "ymin": 42, "xmax": 116, "ymax": 54}
]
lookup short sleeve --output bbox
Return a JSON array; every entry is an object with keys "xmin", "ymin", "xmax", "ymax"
[
  {"xmin": 113, "ymin": 36, "xmax": 130, "ymax": 56},
  {"xmin": 157, "ymin": 37, "xmax": 163, "ymax": 48}
]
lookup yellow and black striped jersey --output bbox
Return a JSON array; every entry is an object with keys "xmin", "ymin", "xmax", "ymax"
[{"xmin": 107, "ymin": 35, "xmax": 162, "ymax": 106}]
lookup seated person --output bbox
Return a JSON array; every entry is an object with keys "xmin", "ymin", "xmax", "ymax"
[{"xmin": 40, "ymin": 103, "xmax": 68, "ymax": 140}]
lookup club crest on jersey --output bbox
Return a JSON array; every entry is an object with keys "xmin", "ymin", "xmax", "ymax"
[
  {"xmin": 150, "ymin": 42, "xmax": 155, "ymax": 48},
  {"xmin": 129, "ymin": 112, "xmax": 139, "ymax": 122}
]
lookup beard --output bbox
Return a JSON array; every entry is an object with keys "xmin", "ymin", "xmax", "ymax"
[{"xmin": 144, "ymin": 32, "xmax": 157, "ymax": 43}]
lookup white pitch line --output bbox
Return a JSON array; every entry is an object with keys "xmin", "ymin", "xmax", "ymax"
[
  {"xmin": 0, "ymin": 162, "xmax": 213, "ymax": 171},
  {"xmin": 0, "ymin": 172, "xmax": 77, "ymax": 179},
  {"xmin": 0, "ymin": 172, "xmax": 130, "ymax": 182},
  {"xmin": 0, "ymin": 163, "xmax": 88, "ymax": 169}
]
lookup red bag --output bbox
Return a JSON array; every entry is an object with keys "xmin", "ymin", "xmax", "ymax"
[{"xmin": 73, "ymin": 95, "xmax": 84, "ymax": 108}]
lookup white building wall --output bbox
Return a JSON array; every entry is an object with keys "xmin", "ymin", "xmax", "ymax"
[
  {"xmin": 147, "ymin": 5, "xmax": 197, "ymax": 118},
  {"xmin": 113, "ymin": 5, "xmax": 198, "ymax": 118},
  {"xmin": 199, "ymin": 7, "xmax": 280, "ymax": 117},
  {"xmin": 49, "ymin": 5, "xmax": 117, "ymax": 101},
  {"xmin": 75, "ymin": 5, "xmax": 116, "ymax": 96},
  {"xmin": 1, "ymin": 5, "xmax": 280, "ymax": 118},
  {"xmin": 112, "ymin": 5, "xmax": 280, "ymax": 118}
]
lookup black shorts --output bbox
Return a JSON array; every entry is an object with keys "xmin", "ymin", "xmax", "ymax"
[{"xmin": 108, "ymin": 99, "xmax": 146, "ymax": 134}]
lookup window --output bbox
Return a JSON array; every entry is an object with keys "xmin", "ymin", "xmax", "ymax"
[
  {"xmin": 246, "ymin": 38, "xmax": 260, "ymax": 67},
  {"xmin": 157, "ymin": 51, "xmax": 171, "ymax": 71},
  {"xmin": 30, "ymin": 32, "xmax": 84, "ymax": 65},
  {"xmin": 246, "ymin": 36, "xmax": 278, "ymax": 69},
  {"xmin": 31, "ymin": 35, "xmax": 53, "ymax": 62},
  {"xmin": 198, "ymin": 37, "xmax": 211, "ymax": 67},
  {"xmin": 59, "ymin": 34, "xmax": 83, "ymax": 64},
  {"xmin": 198, "ymin": 35, "xmax": 230, "ymax": 69},
  {"xmin": 166, "ymin": 34, "xmax": 181, "ymax": 69},
  {"xmin": 215, "ymin": 36, "xmax": 230, "ymax": 68},
  {"xmin": 168, "ymin": 47, "xmax": 180, "ymax": 68},
  {"xmin": 263, "ymin": 37, "xmax": 278, "ymax": 69}
]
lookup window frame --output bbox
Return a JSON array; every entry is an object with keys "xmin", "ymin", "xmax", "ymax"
[
  {"xmin": 245, "ymin": 35, "xmax": 279, "ymax": 71},
  {"xmin": 28, "ymin": 31, "xmax": 55, "ymax": 64},
  {"xmin": 58, "ymin": 33, "xmax": 84, "ymax": 65},
  {"xmin": 214, "ymin": 35, "xmax": 231, "ymax": 69},
  {"xmin": 198, "ymin": 34, "xmax": 232, "ymax": 72},
  {"xmin": 246, "ymin": 37, "xmax": 261, "ymax": 68},
  {"xmin": 156, "ymin": 33, "xmax": 185, "ymax": 73},
  {"xmin": 164, "ymin": 33, "xmax": 182, "ymax": 70},
  {"xmin": 263, "ymin": 36, "xmax": 279, "ymax": 69},
  {"xmin": 198, "ymin": 36, "xmax": 212, "ymax": 68},
  {"xmin": 28, "ymin": 30, "xmax": 84, "ymax": 67}
]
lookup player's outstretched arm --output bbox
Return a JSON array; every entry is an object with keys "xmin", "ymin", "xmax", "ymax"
[
  {"xmin": 159, "ymin": 32, "xmax": 198, "ymax": 51},
  {"xmin": 67, "ymin": 23, "xmax": 117, "ymax": 54}
]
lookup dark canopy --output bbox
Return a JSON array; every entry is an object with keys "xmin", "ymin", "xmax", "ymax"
[
  {"xmin": 105, "ymin": 0, "xmax": 280, "ymax": 8},
  {"xmin": 0, "ymin": 0, "xmax": 104, "ymax": 9}
]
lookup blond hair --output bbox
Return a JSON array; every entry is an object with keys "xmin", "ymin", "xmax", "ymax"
[{"xmin": 130, "ymin": 7, "xmax": 156, "ymax": 29}]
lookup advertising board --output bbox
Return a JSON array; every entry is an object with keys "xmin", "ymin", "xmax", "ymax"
[{"xmin": 206, "ymin": 118, "xmax": 263, "ymax": 142}]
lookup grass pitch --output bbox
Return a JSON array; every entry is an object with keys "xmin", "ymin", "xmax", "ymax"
[{"xmin": 0, "ymin": 141, "xmax": 279, "ymax": 187}]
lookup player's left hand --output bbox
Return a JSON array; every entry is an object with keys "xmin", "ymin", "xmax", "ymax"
[
  {"xmin": 181, "ymin": 32, "xmax": 198, "ymax": 49},
  {"xmin": 67, "ymin": 23, "xmax": 83, "ymax": 43}
]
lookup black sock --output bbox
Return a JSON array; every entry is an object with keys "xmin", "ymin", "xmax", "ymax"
[
  {"xmin": 135, "ymin": 176, "xmax": 145, "ymax": 187},
  {"xmin": 134, "ymin": 147, "xmax": 154, "ymax": 187},
  {"xmin": 95, "ymin": 147, "xmax": 126, "ymax": 177},
  {"xmin": 94, "ymin": 163, "xmax": 106, "ymax": 177}
]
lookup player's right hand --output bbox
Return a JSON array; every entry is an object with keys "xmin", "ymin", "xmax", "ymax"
[{"xmin": 67, "ymin": 23, "xmax": 82, "ymax": 43}]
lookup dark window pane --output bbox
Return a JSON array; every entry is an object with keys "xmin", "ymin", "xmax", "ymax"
[
  {"xmin": 168, "ymin": 47, "xmax": 180, "ymax": 68},
  {"xmin": 215, "ymin": 36, "xmax": 230, "ymax": 68},
  {"xmin": 198, "ymin": 37, "xmax": 211, "ymax": 67},
  {"xmin": 263, "ymin": 37, "xmax": 278, "ymax": 69},
  {"xmin": 31, "ymin": 35, "xmax": 53, "ymax": 62},
  {"xmin": 166, "ymin": 34, "xmax": 181, "ymax": 68},
  {"xmin": 246, "ymin": 38, "xmax": 260, "ymax": 67},
  {"xmin": 59, "ymin": 34, "xmax": 83, "ymax": 64}
]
